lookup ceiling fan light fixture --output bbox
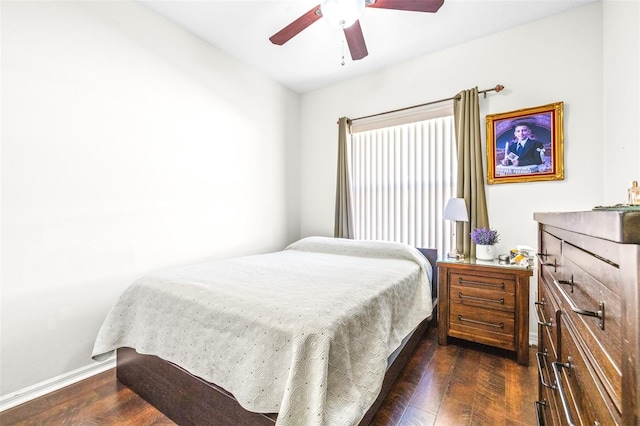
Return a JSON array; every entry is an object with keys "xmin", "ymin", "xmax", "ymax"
[{"xmin": 320, "ymin": 0, "xmax": 365, "ymax": 29}]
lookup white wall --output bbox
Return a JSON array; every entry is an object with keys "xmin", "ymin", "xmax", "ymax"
[
  {"xmin": 299, "ymin": 1, "xmax": 639, "ymax": 342},
  {"xmin": 602, "ymin": 0, "xmax": 640, "ymax": 204},
  {"xmin": 0, "ymin": 1, "xmax": 300, "ymax": 396}
]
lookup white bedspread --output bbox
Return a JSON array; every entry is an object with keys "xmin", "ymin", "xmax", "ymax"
[{"xmin": 92, "ymin": 237, "xmax": 433, "ymax": 425}]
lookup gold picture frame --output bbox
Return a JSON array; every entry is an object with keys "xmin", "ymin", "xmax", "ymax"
[{"xmin": 486, "ymin": 101, "xmax": 564, "ymax": 184}]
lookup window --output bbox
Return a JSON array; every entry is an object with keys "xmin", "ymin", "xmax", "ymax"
[{"xmin": 349, "ymin": 108, "xmax": 457, "ymax": 255}]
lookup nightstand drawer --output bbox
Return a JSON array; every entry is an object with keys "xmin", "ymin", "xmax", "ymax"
[
  {"xmin": 449, "ymin": 303, "xmax": 515, "ymax": 350},
  {"xmin": 450, "ymin": 283, "xmax": 515, "ymax": 312},
  {"xmin": 449, "ymin": 272, "xmax": 516, "ymax": 294}
]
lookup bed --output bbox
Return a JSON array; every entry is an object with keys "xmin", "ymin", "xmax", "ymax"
[{"xmin": 92, "ymin": 237, "xmax": 438, "ymax": 425}]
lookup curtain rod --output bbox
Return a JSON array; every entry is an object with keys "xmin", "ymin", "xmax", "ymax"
[{"xmin": 352, "ymin": 84, "xmax": 504, "ymax": 122}]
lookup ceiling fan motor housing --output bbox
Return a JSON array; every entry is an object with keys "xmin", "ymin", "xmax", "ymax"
[{"xmin": 320, "ymin": 0, "xmax": 366, "ymax": 29}]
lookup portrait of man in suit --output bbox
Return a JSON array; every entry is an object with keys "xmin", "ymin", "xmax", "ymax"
[{"xmin": 501, "ymin": 122, "xmax": 545, "ymax": 167}]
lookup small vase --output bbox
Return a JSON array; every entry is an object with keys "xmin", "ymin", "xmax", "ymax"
[{"xmin": 476, "ymin": 244, "xmax": 496, "ymax": 261}]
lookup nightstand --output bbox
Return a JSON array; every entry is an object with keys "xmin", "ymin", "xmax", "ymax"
[{"xmin": 437, "ymin": 258, "xmax": 533, "ymax": 366}]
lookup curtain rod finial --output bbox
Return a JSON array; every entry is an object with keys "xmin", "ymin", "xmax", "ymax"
[{"xmin": 495, "ymin": 84, "xmax": 504, "ymax": 93}]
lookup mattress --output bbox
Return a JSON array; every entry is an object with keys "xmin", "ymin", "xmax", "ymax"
[{"xmin": 92, "ymin": 237, "xmax": 433, "ymax": 425}]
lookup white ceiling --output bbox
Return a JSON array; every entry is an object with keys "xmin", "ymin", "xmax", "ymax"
[{"xmin": 139, "ymin": 0, "xmax": 595, "ymax": 93}]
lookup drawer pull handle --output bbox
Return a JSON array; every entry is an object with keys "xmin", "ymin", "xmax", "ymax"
[
  {"xmin": 534, "ymin": 300, "xmax": 553, "ymax": 327},
  {"xmin": 537, "ymin": 249, "xmax": 549, "ymax": 259},
  {"xmin": 458, "ymin": 278, "xmax": 505, "ymax": 289},
  {"xmin": 552, "ymin": 278, "xmax": 605, "ymax": 330},
  {"xmin": 458, "ymin": 292, "xmax": 505, "ymax": 305},
  {"xmin": 535, "ymin": 400, "xmax": 548, "ymax": 426},
  {"xmin": 552, "ymin": 360, "xmax": 576, "ymax": 426},
  {"xmin": 557, "ymin": 274, "xmax": 575, "ymax": 293},
  {"xmin": 536, "ymin": 350, "xmax": 555, "ymax": 389},
  {"xmin": 457, "ymin": 314, "xmax": 504, "ymax": 329},
  {"xmin": 537, "ymin": 255, "xmax": 558, "ymax": 272}
]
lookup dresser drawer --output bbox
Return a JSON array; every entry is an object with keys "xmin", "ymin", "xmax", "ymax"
[
  {"xmin": 553, "ymin": 315, "xmax": 620, "ymax": 425},
  {"xmin": 537, "ymin": 328, "xmax": 562, "ymax": 426},
  {"xmin": 449, "ymin": 303, "xmax": 515, "ymax": 350},
  {"xmin": 536, "ymin": 279, "xmax": 560, "ymax": 359},
  {"xmin": 540, "ymin": 230, "xmax": 562, "ymax": 259},
  {"xmin": 537, "ymin": 374, "xmax": 560, "ymax": 426},
  {"xmin": 540, "ymin": 252, "xmax": 622, "ymax": 412}
]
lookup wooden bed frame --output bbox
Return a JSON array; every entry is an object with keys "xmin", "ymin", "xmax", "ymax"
[{"xmin": 116, "ymin": 248, "xmax": 438, "ymax": 426}]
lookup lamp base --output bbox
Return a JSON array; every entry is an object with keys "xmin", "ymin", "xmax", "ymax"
[{"xmin": 447, "ymin": 250, "xmax": 465, "ymax": 260}]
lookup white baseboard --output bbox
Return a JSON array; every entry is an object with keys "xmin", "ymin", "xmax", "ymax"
[
  {"xmin": 0, "ymin": 357, "xmax": 116, "ymax": 412},
  {"xmin": 530, "ymin": 330, "xmax": 538, "ymax": 346}
]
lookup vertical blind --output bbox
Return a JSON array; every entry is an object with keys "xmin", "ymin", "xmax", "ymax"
[{"xmin": 349, "ymin": 115, "xmax": 457, "ymax": 255}]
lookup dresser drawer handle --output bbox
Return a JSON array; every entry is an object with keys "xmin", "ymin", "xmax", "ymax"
[
  {"xmin": 534, "ymin": 300, "xmax": 553, "ymax": 327},
  {"xmin": 536, "ymin": 350, "xmax": 555, "ymax": 389},
  {"xmin": 458, "ymin": 277, "xmax": 505, "ymax": 289},
  {"xmin": 557, "ymin": 274, "xmax": 575, "ymax": 293},
  {"xmin": 457, "ymin": 314, "xmax": 504, "ymax": 329},
  {"xmin": 458, "ymin": 292, "xmax": 504, "ymax": 305},
  {"xmin": 552, "ymin": 360, "xmax": 576, "ymax": 426},
  {"xmin": 535, "ymin": 400, "xmax": 548, "ymax": 426},
  {"xmin": 552, "ymin": 278, "xmax": 605, "ymax": 330},
  {"xmin": 537, "ymin": 255, "xmax": 558, "ymax": 272}
]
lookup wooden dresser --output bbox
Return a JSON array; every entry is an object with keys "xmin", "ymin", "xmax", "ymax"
[
  {"xmin": 437, "ymin": 259, "xmax": 533, "ymax": 366},
  {"xmin": 534, "ymin": 210, "xmax": 639, "ymax": 426}
]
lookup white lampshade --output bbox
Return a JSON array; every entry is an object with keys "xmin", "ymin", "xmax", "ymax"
[
  {"xmin": 443, "ymin": 198, "xmax": 469, "ymax": 222},
  {"xmin": 321, "ymin": 0, "xmax": 365, "ymax": 28}
]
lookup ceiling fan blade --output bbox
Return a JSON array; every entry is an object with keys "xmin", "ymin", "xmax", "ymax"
[
  {"xmin": 269, "ymin": 5, "xmax": 322, "ymax": 45},
  {"xmin": 343, "ymin": 21, "xmax": 368, "ymax": 61},
  {"xmin": 367, "ymin": 0, "xmax": 444, "ymax": 13}
]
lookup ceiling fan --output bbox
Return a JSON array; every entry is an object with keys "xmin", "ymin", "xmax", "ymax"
[{"xmin": 269, "ymin": 0, "xmax": 445, "ymax": 61}]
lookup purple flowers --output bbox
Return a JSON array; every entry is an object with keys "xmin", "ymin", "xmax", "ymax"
[{"xmin": 470, "ymin": 227, "xmax": 500, "ymax": 245}]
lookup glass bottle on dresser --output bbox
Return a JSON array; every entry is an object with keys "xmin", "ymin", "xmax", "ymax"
[{"xmin": 629, "ymin": 181, "xmax": 640, "ymax": 205}]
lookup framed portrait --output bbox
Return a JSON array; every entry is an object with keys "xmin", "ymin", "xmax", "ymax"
[{"xmin": 486, "ymin": 101, "xmax": 564, "ymax": 184}]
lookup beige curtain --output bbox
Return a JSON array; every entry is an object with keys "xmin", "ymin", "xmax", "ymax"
[
  {"xmin": 453, "ymin": 88, "xmax": 489, "ymax": 258},
  {"xmin": 334, "ymin": 117, "xmax": 354, "ymax": 238}
]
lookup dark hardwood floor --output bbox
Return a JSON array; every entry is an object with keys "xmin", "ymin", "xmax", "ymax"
[
  {"xmin": 370, "ymin": 323, "xmax": 538, "ymax": 426},
  {"xmin": 1, "ymin": 322, "xmax": 538, "ymax": 425}
]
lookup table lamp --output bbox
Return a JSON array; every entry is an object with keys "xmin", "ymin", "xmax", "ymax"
[{"xmin": 443, "ymin": 198, "xmax": 469, "ymax": 260}]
